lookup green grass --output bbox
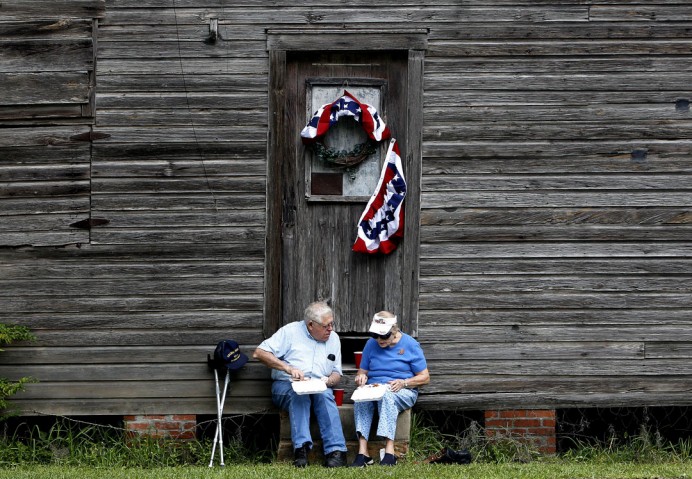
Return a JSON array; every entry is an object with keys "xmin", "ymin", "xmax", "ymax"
[
  {"xmin": 0, "ymin": 413, "xmax": 689, "ymax": 478},
  {"xmin": 0, "ymin": 461, "xmax": 690, "ymax": 479}
]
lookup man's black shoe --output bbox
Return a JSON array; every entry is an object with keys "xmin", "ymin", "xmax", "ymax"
[
  {"xmin": 324, "ymin": 450, "xmax": 347, "ymax": 468},
  {"xmin": 293, "ymin": 443, "xmax": 310, "ymax": 468}
]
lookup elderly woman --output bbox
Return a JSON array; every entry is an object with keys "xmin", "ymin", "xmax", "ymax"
[{"xmin": 351, "ymin": 311, "xmax": 430, "ymax": 467}]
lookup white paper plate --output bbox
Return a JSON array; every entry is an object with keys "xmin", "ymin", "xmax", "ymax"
[
  {"xmin": 350, "ymin": 384, "xmax": 390, "ymax": 402},
  {"xmin": 291, "ymin": 378, "xmax": 327, "ymax": 395}
]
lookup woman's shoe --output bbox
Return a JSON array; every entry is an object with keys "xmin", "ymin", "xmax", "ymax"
[
  {"xmin": 350, "ymin": 453, "xmax": 374, "ymax": 467},
  {"xmin": 380, "ymin": 453, "xmax": 397, "ymax": 466}
]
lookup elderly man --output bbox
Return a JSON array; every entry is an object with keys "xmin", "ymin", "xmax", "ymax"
[{"xmin": 253, "ymin": 301, "xmax": 347, "ymax": 468}]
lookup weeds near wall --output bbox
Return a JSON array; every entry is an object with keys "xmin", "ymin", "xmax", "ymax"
[
  {"xmin": 0, "ymin": 409, "xmax": 690, "ymax": 467},
  {"xmin": 0, "ymin": 324, "xmax": 35, "ymax": 420},
  {"xmin": 408, "ymin": 410, "xmax": 448, "ymax": 459},
  {"xmin": 410, "ymin": 409, "xmax": 691, "ymax": 465},
  {"xmin": 0, "ymin": 417, "xmax": 257, "ymax": 467},
  {"xmin": 410, "ymin": 412, "xmax": 538, "ymax": 463},
  {"xmin": 558, "ymin": 406, "xmax": 692, "ymax": 464},
  {"xmin": 561, "ymin": 423, "xmax": 692, "ymax": 464}
]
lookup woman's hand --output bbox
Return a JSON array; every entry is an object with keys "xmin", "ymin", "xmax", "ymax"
[
  {"xmin": 388, "ymin": 378, "xmax": 407, "ymax": 392},
  {"xmin": 354, "ymin": 373, "xmax": 368, "ymax": 387}
]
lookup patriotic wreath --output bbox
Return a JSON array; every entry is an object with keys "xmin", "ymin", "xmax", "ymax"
[
  {"xmin": 312, "ymin": 139, "xmax": 378, "ymax": 167},
  {"xmin": 300, "ymin": 90, "xmax": 390, "ymax": 168}
]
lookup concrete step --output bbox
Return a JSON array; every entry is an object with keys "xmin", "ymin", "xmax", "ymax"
[{"xmin": 277, "ymin": 403, "xmax": 411, "ymax": 463}]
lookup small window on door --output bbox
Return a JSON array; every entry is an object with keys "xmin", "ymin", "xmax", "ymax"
[{"xmin": 305, "ymin": 80, "xmax": 387, "ymax": 202}]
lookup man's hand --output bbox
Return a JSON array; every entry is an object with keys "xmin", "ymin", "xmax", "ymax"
[
  {"xmin": 321, "ymin": 372, "xmax": 341, "ymax": 388},
  {"xmin": 254, "ymin": 348, "xmax": 304, "ymax": 379},
  {"xmin": 286, "ymin": 365, "xmax": 305, "ymax": 381}
]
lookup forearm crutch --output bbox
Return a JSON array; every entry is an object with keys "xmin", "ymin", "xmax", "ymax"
[{"xmin": 209, "ymin": 367, "xmax": 230, "ymax": 467}]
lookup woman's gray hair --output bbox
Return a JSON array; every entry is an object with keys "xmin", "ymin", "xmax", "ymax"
[{"xmin": 304, "ymin": 301, "xmax": 333, "ymax": 326}]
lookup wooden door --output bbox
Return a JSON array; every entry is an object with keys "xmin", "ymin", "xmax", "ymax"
[{"xmin": 279, "ymin": 51, "xmax": 409, "ymax": 334}]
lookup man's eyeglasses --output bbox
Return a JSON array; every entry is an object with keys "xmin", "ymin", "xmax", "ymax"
[
  {"xmin": 369, "ymin": 331, "xmax": 392, "ymax": 340},
  {"xmin": 312, "ymin": 321, "xmax": 334, "ymax": 330}
]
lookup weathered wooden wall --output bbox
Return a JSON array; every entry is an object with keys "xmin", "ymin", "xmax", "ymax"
[
  {"xmin": 415, "ymin": 3, "xmax": 692, "ymax": 409},
  {"xmin": 1, "ymin": 0, "xmax": 271, "ymax": 415},
  {"xmin": 0, "ymin": 1, "xmax": 690, "ymax": 416}
]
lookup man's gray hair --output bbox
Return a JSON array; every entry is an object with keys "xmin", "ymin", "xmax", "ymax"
[{"xmin": 304, "ymin": 301, "xmax": 333, "ymax": 325}]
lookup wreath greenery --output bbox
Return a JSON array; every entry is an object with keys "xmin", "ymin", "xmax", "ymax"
[{"xmin": 313, "ymin": 139, "xmax": 378, "ymax": 167}]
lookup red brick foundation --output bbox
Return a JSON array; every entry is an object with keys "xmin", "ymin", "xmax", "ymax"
[
  {"xmin": 484, "ymin": 409, "xmax": 556, "ymax": 454},
  {"xmin": 123, "ymin": 414, "xmax": 197, "ymax": 440}
]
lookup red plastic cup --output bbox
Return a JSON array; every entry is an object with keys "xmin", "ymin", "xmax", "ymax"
[
  {"xmin": 333, "ymin": 388, "xmax": 344, "ymax": 406},
  {"xmin": 354, "ymin": 351, "xmax": 363, "ymax": 369}
]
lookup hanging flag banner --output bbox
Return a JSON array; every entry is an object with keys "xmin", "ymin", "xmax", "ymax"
[
  {"xmin": 353, "ymin": 139, "xmax": 406, "ymax": 255},
  {"xmin": 300, "ymin": 90, "xmax": 390, "ymax": 144}
]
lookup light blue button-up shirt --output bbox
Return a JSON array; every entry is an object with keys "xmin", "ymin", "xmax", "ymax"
[{"xmin": 258, "ymin": 320, "xmax": 343, "ymax": 381}]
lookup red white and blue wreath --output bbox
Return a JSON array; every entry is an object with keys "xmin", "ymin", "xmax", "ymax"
[
  {"xmin": 300, "ymin": 91, "xmax": 406, "ymax": 254},
  {"xmin": 300, "ymin": 90, "xmax": 391, "ymax": 167}
]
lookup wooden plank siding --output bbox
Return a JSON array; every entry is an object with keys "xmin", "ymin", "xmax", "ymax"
[
  {"xmin": 0, "ymin": 0, "xmax": 101, "ymax": 246},
  {"xmin": 0, "ymin": 1, "xmax": 690, "ymax": 417},
  {"xmin": 417, "ymin": 1, "xmax": 692, "ymax": 409}
]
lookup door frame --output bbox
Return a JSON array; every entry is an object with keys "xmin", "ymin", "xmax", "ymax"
[{"xmin": 264, "ymin": 29, "xmax": 427, "ymax": 338}]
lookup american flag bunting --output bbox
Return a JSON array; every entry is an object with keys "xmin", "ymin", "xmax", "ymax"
[{"xmin": 353, "ymin": 139, "xmax": 406, "ymax": 255}]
